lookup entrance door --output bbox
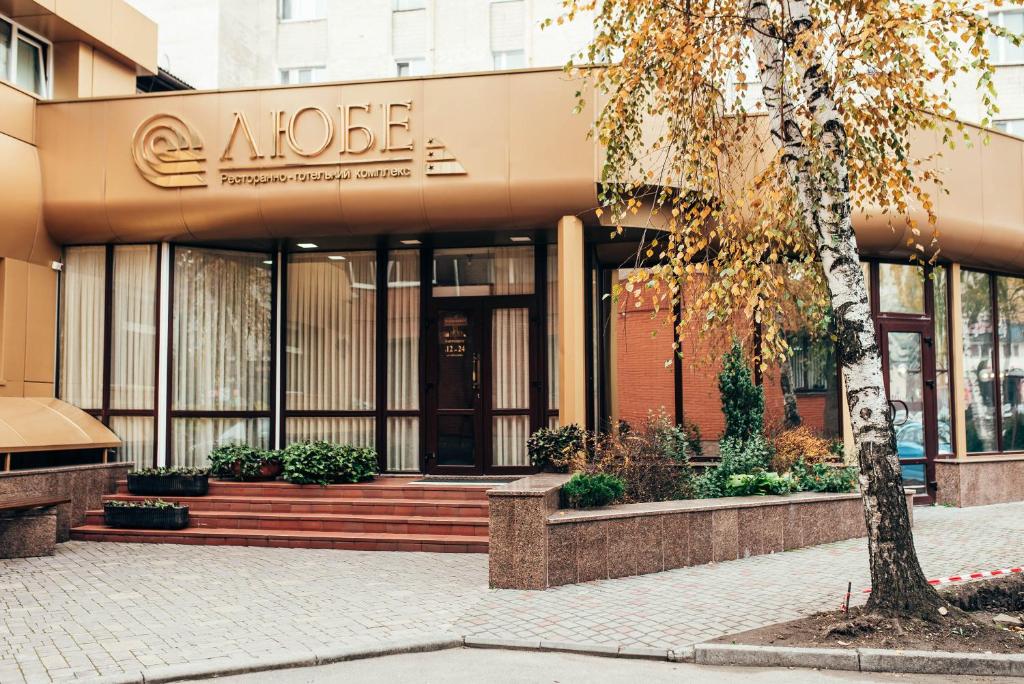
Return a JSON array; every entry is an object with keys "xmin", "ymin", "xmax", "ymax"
[
  {"xmin": 426, "ymin": 297, "xmax": 537, "ymax": 474},
  {"xmin": 879, "ymin": 321, "xmax": 938, "ymax": 502}
]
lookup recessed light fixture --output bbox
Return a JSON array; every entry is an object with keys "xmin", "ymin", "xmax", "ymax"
[
  {"xmin": 509, "ymin": 236, "xmax": 532, "ymax": 243},
  {"xmin": 262, "ymin": 260, "xmax": 273, "ymax": 265},
  {"xmin": 327, "ymin": 255, "xmax": 346, "ymax": 261},
  {"xmin": 297, "ymin": 242, "xmax": 318, "ymax": 249},
  {"xmin": 400, "ymin": 239, "xmax": 422, "ymax": 245}
]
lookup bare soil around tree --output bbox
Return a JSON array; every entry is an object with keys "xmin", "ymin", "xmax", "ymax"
[{"xmin": 714, "ymin": 575, "xmax": 1024, "ymax": 654}]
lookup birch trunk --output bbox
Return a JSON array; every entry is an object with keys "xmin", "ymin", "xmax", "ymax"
[{"xmin": 746, "ymin": 0, "xmax": 943, "ymax": 615}]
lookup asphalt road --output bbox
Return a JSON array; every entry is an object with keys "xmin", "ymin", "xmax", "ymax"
[{"xmin": 206, "ymin": 648, "xmax": 1015, "ymax": 684}]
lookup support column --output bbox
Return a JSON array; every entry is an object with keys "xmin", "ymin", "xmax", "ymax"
[
  {"xmin": 949, "ymin": 263, "xmax": 967, "ymax": 458},
  {"xmin": 557, "ymin": 216, "xmax": 587, "ymax": 427}
]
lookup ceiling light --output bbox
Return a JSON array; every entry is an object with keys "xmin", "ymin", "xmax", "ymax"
[
  {"xmin": 400, "ymin": 239, "xmax": 422, "ymax": 245},
  {"xmin": 262, "ymin": 260, "xmax": 273, "ymax": 265},
  {"xmin": 297, "ymin": 242, "xmax": 318, "ymax": 249},
  {"xmin": 509, "ymin": 236, "xmax": 532, "ymax": 243},
  {"xmin": 327, "ymin": 255, "xmax": 346, "ymax": 261}
]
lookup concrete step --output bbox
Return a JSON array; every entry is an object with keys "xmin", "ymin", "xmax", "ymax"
[
  {"xmin": 116, "ymin": 477, "xmax": 492, "ymax": 501},
  {"xmin": 99, "ymin": 494, "xmax": 489, "ymax": 517}
]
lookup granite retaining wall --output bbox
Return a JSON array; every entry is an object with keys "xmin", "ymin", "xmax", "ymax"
[{"xmin": 935, "ymin": 455, "xmax": 1024, "ymax": 507}]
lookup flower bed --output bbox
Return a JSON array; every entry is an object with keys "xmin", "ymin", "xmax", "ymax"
[{"xmin": 487, "ymin": 475, "xmax": 916, "ymax": 590}]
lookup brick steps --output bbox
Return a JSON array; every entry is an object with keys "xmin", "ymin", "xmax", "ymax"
[
  {"xmin": 72, "ymin": 477, "xmax": 493, "ymax": 553},
  {"xmin": 70, "ymin": 525, "xmax": 488, "ymax": 553},
  {"xmin": 82, "ymin": 509, "xmax": 489, "ymax": 536}
]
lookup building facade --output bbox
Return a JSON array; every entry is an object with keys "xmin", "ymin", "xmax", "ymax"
[{"xmin": 2, "ymin": 0, "xmax": 1024, "ymax": 507}]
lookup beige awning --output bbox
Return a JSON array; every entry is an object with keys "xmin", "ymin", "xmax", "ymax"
[{"xmin": 0, "ymin": 398, "xmax": 121, "ymax": 453}]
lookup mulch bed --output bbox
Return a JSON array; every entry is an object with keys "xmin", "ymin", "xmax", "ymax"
[{"xmin": 715, "ymin": 575, "xmax": 1024, "ymax": 654}]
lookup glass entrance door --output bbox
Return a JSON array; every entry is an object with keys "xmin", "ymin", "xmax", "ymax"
[
  {"xmin": 427, "ymin": 298, "xmax": 537, "ymax": 474},
  {"xmin": 880, "ymin": 322, "xmax": 938, "ymax": 501}
]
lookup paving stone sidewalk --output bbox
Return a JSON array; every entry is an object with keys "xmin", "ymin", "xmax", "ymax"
[{"xmin": 0, "ymin": 502, "xmax": 1021, "ymax": 682}]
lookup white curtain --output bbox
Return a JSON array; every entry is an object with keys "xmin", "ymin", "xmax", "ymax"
[
  {"xmin": 387, "ymin": 250, "xmax": 420, "ymax": 471},
  {"xmin": 111, "ymin": 245, "xmax": 158, "ymax": 410},
  {"xmin": 173, "ymin": 248, "xmax": 272, "ymax": 412},
  {"xmin": 59, "ymin": 246, "xmax": 106, "ymax": 409},
  {"xmin": 173, "ymin": 417, "xmax": 269, "ymax": 467},
  {"xmin": 493, "ymin": 246, "xmax": 535, "ymax": 295},
  {"xmin": 491, "ymin": 307, "xmax": 530, "ymax": 466},
  {"xmin": 286, "ymin": 417, "xmax": 375, "ymax": 447},
  {"xmin": 287, "ymin": 252, "xmax": 376, "ymax": 411},
  {"xmin": 109, "ymin": 416, "xmax": 154, "ymax": 469}
]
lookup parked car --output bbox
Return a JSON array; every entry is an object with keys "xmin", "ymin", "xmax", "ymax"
[{"xmin": 895, "ymin": 421, "xmax": 951, "ymax": 487}]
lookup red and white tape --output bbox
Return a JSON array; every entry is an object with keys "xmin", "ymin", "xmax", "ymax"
[{"xmin": 861, "ymin": 566, "xmax": 1023, "ymax": 594}]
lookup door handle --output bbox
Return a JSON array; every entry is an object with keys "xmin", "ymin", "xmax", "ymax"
[
  {"xmin": 925, "ymin": 379, "xmax": 936, "ymax": 389},
  {"xmin": 471, "ymin": 353, "xmax": 481, "ymax": 394}
]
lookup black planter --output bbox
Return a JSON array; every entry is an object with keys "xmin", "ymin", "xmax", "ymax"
[
  {"xmin": 127, "ymin": 473, "xmax": 209, "ymax": 497},
  {"xmin": 104, "ymin": 504, "xmax": 189, "ymax": 530}
]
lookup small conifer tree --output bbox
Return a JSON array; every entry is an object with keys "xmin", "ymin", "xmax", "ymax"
[{"xmin": 718, "ymin": 341, "xmax": 764, "ymax": 443}]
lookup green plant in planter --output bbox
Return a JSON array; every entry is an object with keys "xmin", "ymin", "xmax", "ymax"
[
  {"xmin": 208, "ymin": 443, "xmax": 256, "ymax": 478},
  {"xmin": 527, "ymin": 424, "xmax": 586, "ymax": 472},
  {"xmin": 562, "ymin": 472, "xmax": 625, "ymax": 509},
  {"xmin": 281, "ymin": 441, "xmax": 379, "ymax": 485},
  {"xmin": 724, "ymin": 471, "xmax": 796, "ymax": 496},
  {"xmin": 132, "ymin": 467, "xmax": 209, "ymax": 476},
  {"xmin": 790, "ymin": 458, "xmax": 859, "ymax": 493},
  {"xmin": 104, "ymin": 498, "xmax": 181, "ymax": 509}
]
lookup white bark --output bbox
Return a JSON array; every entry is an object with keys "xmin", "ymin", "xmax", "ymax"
[{"xmin": 745, "ymin": 0, "xmax": 940, "ymax": 612}]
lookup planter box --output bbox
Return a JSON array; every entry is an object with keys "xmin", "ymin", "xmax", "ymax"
[
  {"xmin": 487, "ymin": 475, "xmax": 915, "ymax": 590},
  {"xmin": 126, "ymin": 473, "xmax": 209, "ymax": 497},
  {"xmin": 103, "ymin": 504, "xmax": 189, "ymax": 530}
]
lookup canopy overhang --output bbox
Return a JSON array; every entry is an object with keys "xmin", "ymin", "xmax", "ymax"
[{"xmin": 0, "ymin": 398, "xmax": 121, "ymax": 454}]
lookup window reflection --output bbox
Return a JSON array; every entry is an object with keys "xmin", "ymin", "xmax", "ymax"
[
  {"xmin": 961, "ymin": 270, "xmax": 998, "ymax": 452},
  {"xmin": 879, "ymin": 263, "xmax": 925, "ymax": 314}
]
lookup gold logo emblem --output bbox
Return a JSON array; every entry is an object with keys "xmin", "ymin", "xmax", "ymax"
[{"xmin": 131, "ymin": 114, "xmax": 206, "ymax": 188}]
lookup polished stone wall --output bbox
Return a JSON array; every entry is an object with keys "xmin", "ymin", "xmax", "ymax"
[
  {"xmin": 489, "ymin": 478, "xmax": 915, "ymax": 590},
  {"xmin": 935, "ymin": 456, "xmax": 1024, "ymax": 507},
  {"xmin": 0, "ymin": 463, "xmax": 132, "ymax": 541}
]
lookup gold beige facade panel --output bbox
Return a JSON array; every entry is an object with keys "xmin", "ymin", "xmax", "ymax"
[
  {"xmin": 0, "ymin": 83, "xmax": 36, "ymax": 144},
  {"xmin": 23, "ymin": 263, "xmax": 55, "ymax": 385},
  {"xmin": 0, "ymin": 258, "xmax": 28, "ymax": 397},
  {"xmin": 0, "ymin": 135, "xmax": 43, "ymax": 262}
]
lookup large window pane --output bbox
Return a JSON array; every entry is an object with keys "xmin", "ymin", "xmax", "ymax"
[
  {"xmin": 998, "ymin": 276, "xmax": 1024, "ymax": 450},
  {"xmin": 933, "ymin": 267, "xmax": 953, "ymax": 454},
  {"xmin": 547, "ymin": 243, "xmax": 559, "ymax": 412},
  {"xmin": 387, "ymin": 416, "xmax": 419, "ymax": 471},
  {"xmin": 492, "ymin": 416, "xmax": 530, "ymax": 467},
  {"xmin": 173, "ymin": 417, "xmax": 270, "ymax": 468},
  {"xmin": 173, "ymin": 248, "xmax": 272, "ymax": 411},
  {"xmin": 286, "ymin": 251, "xmax": 376, "ymax": 411},
  {"xmin": 962, "ymin": 270, "xmax": 997, "ymax": 452},
  {"xmin": 59, "ymin": 246, "xmax": 106, "ymax": 410},
  {"xmin": 15, "ymin": 36, "xmax": 45, "ymax": 96},
  {"xmin": 110, "ymin": 245, "xmax": 158, "ymax": 410},
  {"xmin": 0, "ymin": 21, "xmax": 10, "ymax": 78},
  {"xmin": 493, "ymin": 308, "xmax": 529, "ymax": 409},
  {"xmin": 879, "ymin": 263, "xmax": 925, "ymax": 314},
  {"xmin": 109, "ymin": 416, "xmax": 154, "ymax": 470},
  {"xmin": 433, "ymin": 246, "xmax": 534, "ymax": 296},
  {"xmin": 285, "ymin": 417, "xmax": 375, "ymax": 446},
  {"xmin": 388, "ymin": 250, "xmax": 419, "ymax": 410}
]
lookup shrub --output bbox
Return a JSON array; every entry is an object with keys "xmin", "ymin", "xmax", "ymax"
[
  {"xmin": 527, "ymin": 424, "xmax": 586, "ymax": 472},
  {"xmin": 647, "ymin": 412, "xmax": 690, "ymax": 464},
  {"xmin": 694, "ymin": 434, "xmax": 775, "ymax": 498},
  {"xmin": 770, "ymin": 425, "xmax": 834, "ymax": 473},
  {"xmin": 281, "ymin": 441, "xmax": 378, "ymax": 486},
  {"xmin": 724, "ymin": 471, "xmax": 796, "ymax": 496},
  {"xmin": 562, "ymin": 472, "xmax": 625, "ymax": 508},
  {"xmin": 208, "ymin": 443, "xmax": 261, "ymax": 478},
  {"xmin": 790, "ymin": 458, "xmax": 859, "ymax": 493},
  {"xmin": 681, "ymin": 420, "xmax": 704, "ymax": 458},
  {"xmin": 718, "ymin": 341, "xmax": 764, "ymax": 443}
]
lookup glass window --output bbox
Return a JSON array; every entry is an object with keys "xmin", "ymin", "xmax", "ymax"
[
  {"xmin": 961, "ymin": 270, "xmax": 998, "ymax": 452},
  {"xmin": 547, "ymin": 244, "xmax": 559, "ymax": 417},
  {"xmin": 110, "ymin": 245, "xmax": 158, "ymax": 411},
  {"xmin": 491, "ymin": 0, "xmax": 525, "ymax": 54},
  {"xmin": 493, "ymin": 50, "xmax": 526, "ymax": 69},
  {"xmin": 15, "ymin": 34, "xmax": 45, "ymax": 96},
  {"xmin": 173, "ymin": 417, "xmax": 270, "ymax": 468},
  {"xmin": 393, "ymin": 0, "xmax": 426, "ymax": 9},
  {"xmin": 285, "ymin": 417, "xmax": 374, "ymax": 446},
  {"xmin": 286, "ymin": 251, "xmax": 376, "ymax": 412},
  {"xmin": 109, "ymin": 416, "xmax": 155, "ymax": 470},
  {"xmin": 878, "ymin": 263, "xmax": 925, "ymax": 314},
  {"xmin": 396, "ymin": 59, "xmax": 427, "ymax": 77},
  {"xmin": 279, "ymin": 66, "xmax": 326, "ymax": 85},
  {"xmin": 932, "ymin": 267, "xmax": 953, "ymax": 454},
  {"xmin": 433, "ymin": 246, "xmax": 534, "ymax": 297},
  {"xmin": 988, "ymin": 11, "xmax": 1024, "ymax": 65},
  {"xmin": 787, "ymin": 332, "xmax": 835, "ymax": 391},
  {"xmin": 387, "ymin": 250, "xmax": 420, "ymax": 471},
  {"xmin": 0, "ymin": 20, "xmax": 10, "ymax": 79},
  {"xmin": 994, "ymin": 119, "xmax": 1024, "ymax": 137},
  {"xmin": 280, "ymin": 0, "xmax": 325, "ymax": 21},
  {"xmin": 59, "ymin": 247, "xmax": 106, "ymax": 410},
  {"xmin": 387, "ymin": 416, "xmax": 419, "ymax": 471},
  {"xmin": 997, "ymin": 276, "xmax": 1024, "ymax": 450}
]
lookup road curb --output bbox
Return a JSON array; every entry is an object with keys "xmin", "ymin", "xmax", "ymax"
[{"xmin": 694, "ymin": 643, "xmax": 1024, "ymax": 677}]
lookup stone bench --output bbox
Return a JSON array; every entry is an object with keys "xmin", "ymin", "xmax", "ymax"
[{"xmin": 0, "ymin": 496, "xmax": 71, "ymax": 559}]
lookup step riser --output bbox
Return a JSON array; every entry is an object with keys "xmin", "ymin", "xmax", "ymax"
[
  {"xmin": 70, "ymin": 532, "xmax": 486, "ymax": 553},
  {"xmin": 115, "ymin": 483, "xmax": 490, "ymax": 502},
  {"xmin": 84, "ymin": 512, "xmax": 488, "ymax": 536},
  {"xmin": 102, "ymin": 497, "xmax": 488, "ymax": 517}
]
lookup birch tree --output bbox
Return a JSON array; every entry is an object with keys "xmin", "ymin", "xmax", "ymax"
[{"xmin": 558, "ymin": 0, "xmax": 1019, "ymax": 617}]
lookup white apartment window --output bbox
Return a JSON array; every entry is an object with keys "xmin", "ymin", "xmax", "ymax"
[
  {"xmin": 490, "ymin": 0, "xmax": 525, "ymax": 71},
  {"xmin": 280, "ymin": 0, "xmax": 326, "ymax": 21},
  {"xmin": 392, "ymin": 3, "xmax": 426, "ymax": 64},
  {"xmin": 995, "ymin": 119, "xmax": 1024, "ymax": 137},
  {"xmin": 396, "ymin": 59, "xmax": 427, "ymax": 77},
  {"xmin": 0, "ymin": 14, "xmax": 51, "ymax": 97},
  {"xmin": 493, "ymin": 49, "xmax": 525, "ymax": 69},
  {"xmin": 393, "ymin": 0, "xmax": 426, "ymax": 9},
  {"xmin": 280, "ymin": 66, "xmax": 326, "ymax": 85},
  {"xmin": 988, "ymin": 11, "xmax": 1024, "ymax": 65}
]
